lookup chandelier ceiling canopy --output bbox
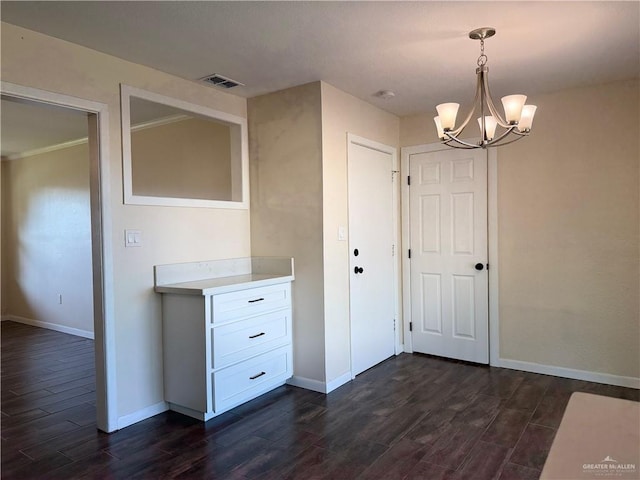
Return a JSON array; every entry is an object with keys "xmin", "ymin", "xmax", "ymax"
[{"xmin": 435, "ymin": 27, "xmax": 537, "ymax": 149}]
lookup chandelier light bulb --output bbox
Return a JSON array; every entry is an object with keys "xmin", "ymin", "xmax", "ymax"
[
  {"xmin": 436, "ymin": 103, "xmax": 459, "ymax": 130},
  {"xmin": 477, "ymin": 116, "xmax": 498, "ymax": 141},
  {"xmin": 501, "ymin": 95, "xmax": 527, "ymax": 124},
  {"xmin": 518, "ymin": 105, "xmax": 537, "ymax": 132},
  {"xmin": 434, "ymin": 116, "xmax": 445, "ymax": 139}
]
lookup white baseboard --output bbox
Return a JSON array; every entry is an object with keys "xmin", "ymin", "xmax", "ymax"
[
  {"xmin": 287, "ymin": 371, "xmax": 353, "ymax": 394},
  {"xmin": 496, "ymin": 358, "xmax": 640, "ymax": 390},
  {"xmin": 2, "ymin": 314, "xmax": 94, "ymax": 340},
  {"xmin": 117, "ymin": 401, "xmax": 168, "ymax": 430},
  {"xmin": 325, "ymin": 371, "xmax": 352, "ymax": 393},
  {"xmin": 287, "ymin": 375, "xmax": 326, "ymax": 393}
]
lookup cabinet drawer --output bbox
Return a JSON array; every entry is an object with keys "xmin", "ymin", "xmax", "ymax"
[
  {"xmin": 212, "ymin": 309, "xmax": 291, "ymax": 369},
  {"xmin": 213, "ymin": 346, "xmax": 292, "ymax": 412},
  {"xmin": 212, "ymin": 283, "xmax": 290, "ymax": 322}
]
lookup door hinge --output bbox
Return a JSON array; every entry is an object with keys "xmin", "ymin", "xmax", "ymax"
[
  {"xmin": 407, "ymin": 175, "xmax": 411, "ymax": 186},
  {"xmin": 408, "ymin": 248, "xmax": 411, "ymax": 259},
  {"xmin": 394, "ymin": 318, "xmax": 396, "ymax": 331},
  {"xmin": 392, "ymin": 244, "xmax": 395, "ymax": 256},
  {"xmin": 409, "ymin": 322, "xmax": 413, "ymax": 332}
]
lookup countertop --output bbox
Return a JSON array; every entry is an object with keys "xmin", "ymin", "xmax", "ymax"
[{"xmin": 154, "ymin": 272, "xmax": 294, "ymax": 296}]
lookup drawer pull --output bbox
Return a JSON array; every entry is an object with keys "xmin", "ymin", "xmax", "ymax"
[
  {"xmin": 249, "ymin": 332, "xmax": 266, "ymax": 339},
  {"xmin": 249, "ymin": 371, "xmax": 266, "ymax": 380},
  {"xmin": 248, "ymin": 297, "xmax": 265, "ymax": 303}
]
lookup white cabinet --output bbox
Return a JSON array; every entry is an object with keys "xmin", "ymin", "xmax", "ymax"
[{"xmin": 155, "ymin": 257, "xmax": 294, "ymax": 421}]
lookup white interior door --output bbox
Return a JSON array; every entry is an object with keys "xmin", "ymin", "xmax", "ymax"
[
  {"xmin": 348, "ymin": 136, "xmax": 396, "ymax": 377},
  {"xmin": 408, "ymin": 147, "xmax": 489, "ymax": 363}
]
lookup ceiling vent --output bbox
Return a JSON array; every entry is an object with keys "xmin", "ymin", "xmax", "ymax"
[{"xmin": 200, "ymin": 74, "xmax": 245, "ymax": 89}]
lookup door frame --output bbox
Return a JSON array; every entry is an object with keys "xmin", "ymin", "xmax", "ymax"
[
  {"xmin": 347, "ymin": 134, "xmax": 402, "ymax": 366},
  {"xmin": 401, "ymin": 142, "xmax": 499, "ymax": 365},
  {"xmin": 1, "ymin": 81, "xmax": 118, "ymax": 432}
]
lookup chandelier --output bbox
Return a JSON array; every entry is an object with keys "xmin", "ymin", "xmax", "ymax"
[{"xmin": 434, "ymin": 27, "xmax": 537, "ymax": 149}]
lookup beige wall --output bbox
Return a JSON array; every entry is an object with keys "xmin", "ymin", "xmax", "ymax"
[
  {"xmin": 320, "ymin": 82, "xmax": 400, "ymax": 383},
  {"xmin": 1, "ymin": 145, "xmax": 94, "ymax": 334},
  {"xmin": 249, "ymin": 81, "xmax": 400, "ymax": 387},
  {"xmin": 498, "ymin": 79, "xmax": 639, "ymax": 378},
  {"xmin": 248, "ymin": 82, "xmax": 326, "ymax": 383},
  {"xmin": 1, "ymin": 22, "xmax": 251, "ymax": 421},
  {"xmin": 400, "ymin": 79, "xmax": 640, "ymax": 380},
  {"xmin": 131, "ymin": 118, "xmax": 232, "ymax": 201},
  {"xmin": 1, "ymin": 158, "xmax": 7, "ymax": 317},
  {"xmin": 400, "ymin": 113, "xmax": 440, "ymax": 148}
]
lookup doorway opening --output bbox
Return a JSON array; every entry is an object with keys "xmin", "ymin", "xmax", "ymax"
[{"xmin": 1, "ymin": 82, "xmax": 116, "ymax": 432}]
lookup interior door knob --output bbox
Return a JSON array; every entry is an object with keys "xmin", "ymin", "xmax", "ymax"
[
  {"xmin": 354, "ymin": 266, "xmax": 364, "ymax": 274},
  {"xmin": 474, "ymin": 263, "xmax": 485, "ymax": 271}
]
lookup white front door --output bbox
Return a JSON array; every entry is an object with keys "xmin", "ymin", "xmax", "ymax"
[
  {"xmin": 348, "ymin": 136, "xmax": 396, "ymax": 376},
  {"xmin": 408, "ymin": 147, "xmax": 489, "ymax": 363}
]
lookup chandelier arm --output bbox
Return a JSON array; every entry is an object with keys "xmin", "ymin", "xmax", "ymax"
[
  {"xmin": 442, "ymin": 140, "xmax": 479, "ymax": 150},
  {"xmin": 442, "ymin": 132, "xmax": 481, "ymax": 148},
  {"xmin": 445, "ymin": 126, "xmax": 527, "ymax": 149},
  {"xmin": 481, "ymin": 72, "xmax": 510, "ymax": 127},
  {"xmin": 485, "ymin": 133, "xmax": 527, "ymax": 147},
  {"xmin": 444, "ymin": 143, "xmax": 479, "ymax": 150},
  {"xmin": 450, "ymin": 73, "xmax": 482, "ymax": 135},
  {"xmin": 511, "ymin": 129, "xmax": 529, "ymax": 137},
  {"xmin": 484, "ymin": 98, "xmax": 509, "ymax": 129}
]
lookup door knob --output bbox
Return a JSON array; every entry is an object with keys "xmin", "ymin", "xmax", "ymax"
[
  {"xmin": 474, "ymin": 263, "xmax": 485, "ymax": 271},
  {"xmin": 354, "ymin": 266, "xmax": 364, "ymax": 274}
]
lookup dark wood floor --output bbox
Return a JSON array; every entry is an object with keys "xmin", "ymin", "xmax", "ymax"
[{"xmin": 2, "ymin": 321, "xmax": 638, "ymax": 479}]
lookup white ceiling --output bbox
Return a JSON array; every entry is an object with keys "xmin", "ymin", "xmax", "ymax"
[{"xmin": 1, "ymin": 1, "xmax": 639, "ymax": 153}]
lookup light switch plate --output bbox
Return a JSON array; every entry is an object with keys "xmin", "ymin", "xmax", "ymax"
[
  {"xmin": 125, "ymin": 229, "xmax": 142, "ymax": 247},
  {"xmin": 338, "ymin": 226, "xmax": 347, "ymax": 241}
]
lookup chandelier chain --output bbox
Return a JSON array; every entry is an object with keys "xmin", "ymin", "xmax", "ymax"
[{"xmin": 477, "ymin": 38, "xmax": 487, "ymax": 66}]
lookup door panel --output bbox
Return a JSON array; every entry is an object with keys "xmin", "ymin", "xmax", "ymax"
[
  {"xmin": 409, "ymin": 147, "xmax": 488, "ymax": 363},
  {"xmin": 348, "ymin": 139, "xmax": 396, "ymax": 376},
  {"xmin": 420, "ymin": 273, "xmax": 442, "ymax": 334}
]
